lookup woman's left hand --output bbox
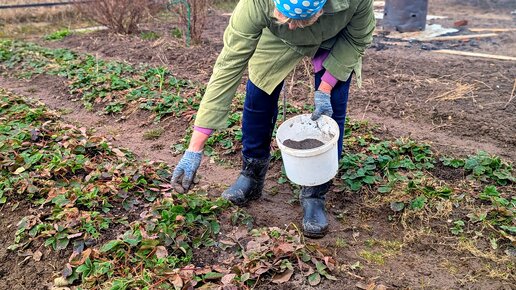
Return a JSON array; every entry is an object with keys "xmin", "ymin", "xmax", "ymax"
[{"xmin": 311, "ymin": 90, "xmax": 333, "ymax": 120}]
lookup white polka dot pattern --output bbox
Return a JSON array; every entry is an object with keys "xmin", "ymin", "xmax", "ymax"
[{"xmin": 274, "ymin": 0, "xmax": 327, "ymax": 20}]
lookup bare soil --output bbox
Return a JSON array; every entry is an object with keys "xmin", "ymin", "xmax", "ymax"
[
  {"xmin": 0, "ymin": 201, "xmax": 65, "ymax": 290},
  {"xmin": 1, "ymin": 1, "xmax": 515, "ymax": 289}
]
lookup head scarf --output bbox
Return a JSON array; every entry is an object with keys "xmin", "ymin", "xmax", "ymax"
[{"xmin": 274, "ymin": 0, "xmax": 328, "ymax": 20}]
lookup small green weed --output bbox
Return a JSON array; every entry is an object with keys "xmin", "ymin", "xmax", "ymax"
[
  {"xmin": 450, "ymin": 220, "xmax": 465, "ymax": 235},
  {"xmin": 171, "ymin": 27, "xmax": 183, "ymax": 38},
  {"xmin": 140, "ymin": 31, "xmax": 160, "ymax": 40},
  {"xmin": 335, "ymin": 237, "xmax": 348, "ymax": 248}
]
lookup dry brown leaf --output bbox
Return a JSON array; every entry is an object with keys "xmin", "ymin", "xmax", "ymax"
[
  {"xmin": 254, "ymin": 266, "xmax": 270, "ymax": 276},
  {"xmin": 155, "ymin": 246, "xmax": 168, "ymax": 259},
  {"xmin": 356, "ymin": 282, "xmax": 376, "ymax": 290},
  {"xmin": 170, "ymin": 274, "xmax": 183, "ymax": 289},
  {"xmin": 219, "ymin": 239, "xmax": 236, "ymax": 246},
  {"xmin": 112, "ymin": 148, "xmax": 125, "ymax": 157},
  {"xmin": 212, "ymin": 264, "xmax": 229, "ymax": 274},
  {"xmin": 234, "ymin": 227, "xmax": 248, "ymax": 241},
  {"xmin": 221, "ymin": 273, "xmax": 237, "ymax": 285},
  {"xmin": 53, "ymin": 277, "xmax": 69, "ymax": 287},
  {"xmin": 66, "ymin": 232, "xmax": 83, "ymax": 239},
  {"xmin": 246, "ymin": 240, "xmax": 261, "ymax": 252},
  {"xmin": 32, "ymin": 250, "xmax": 43, "ymax": 261},
  {"xmin": 197, "ymin": 282, "xmax": 220, "ymax": 290},
  {"xmin": 69, "ymin": 248, "xmax": 92, "ymax": 266},
  {"xmin": 274, "ymin": 242, "xmax": 295, "ymax": 255},
  {"xmin": 375, "ymin": 285, "xmax": 388, "ymax": 290},
  {"xmin": 324, "ymin": 256, "xmax": 336, "ymax": 272},
  {"xmin": 194, "ymin": 267, "xmax": 212, "ymax": 275},
  {"xmin": 271, "ymin": 269, "xmax": 294, "ymax": 284}
]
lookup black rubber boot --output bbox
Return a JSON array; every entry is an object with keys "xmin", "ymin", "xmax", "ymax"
[
  {"xmin": 221, "ymin": 155, "xmax": 270, "ymax": 206},
  {"xmin": 300, "ymin": 181, "xmax": 331, "ymax": 238}
]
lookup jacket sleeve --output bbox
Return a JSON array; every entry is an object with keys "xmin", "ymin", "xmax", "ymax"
[
  {"xmin": 194, "ymin": 0, "xmax": 268, "ymax": 129},
  {"xmin": 323, "ymin": 0, "xmax": 375, "ymax": 82}
]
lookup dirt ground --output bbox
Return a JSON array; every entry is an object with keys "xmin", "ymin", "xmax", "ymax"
[{"xmin": 1, "ymin": 0, "xmax": 515, "ymax": 289}]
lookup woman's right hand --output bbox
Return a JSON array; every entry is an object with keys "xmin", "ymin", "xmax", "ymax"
[
  {"xmin": 170, "ymin": 130, "xmax": 211, "ymax": 193},
  {"xmin": 171, "ymin": 150, "xmax": 203, "ymax": 193}
]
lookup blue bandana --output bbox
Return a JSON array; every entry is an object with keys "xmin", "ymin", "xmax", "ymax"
[{"xmin": 274, "ymin": 0, "xmax": 327, "ymax": 20}]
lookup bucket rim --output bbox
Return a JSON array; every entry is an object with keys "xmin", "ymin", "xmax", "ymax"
[{"xmin": 276, "ymin": 114, "xmax": 339, "ymax": 158}]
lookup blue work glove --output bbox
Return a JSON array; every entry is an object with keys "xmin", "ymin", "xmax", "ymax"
[
  {"xmin": 171, "ymin": 150, "xmax": 202, "ymax": 193},
  {"xmin": 311, "ymin": 90, "xmax": 333, "ymax": 121}
]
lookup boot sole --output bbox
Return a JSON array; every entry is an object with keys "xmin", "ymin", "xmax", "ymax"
[
  {"xmin": 226, "ymin": 194, "xmax": 262, "ymax": 207},
  {"xmin": 303, "ymin": 229, "xmax": 328, "ymax": 239}
]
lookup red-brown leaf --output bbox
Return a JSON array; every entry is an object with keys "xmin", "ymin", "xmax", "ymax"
[{"xmin": 221, "ymin": 273, "xmax": 236, "ymax": 285}]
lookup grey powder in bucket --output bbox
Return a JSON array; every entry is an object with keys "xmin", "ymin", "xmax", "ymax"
[{"xmin": 283, "ymin": 138, "xmax": 324, "ymax": 150}]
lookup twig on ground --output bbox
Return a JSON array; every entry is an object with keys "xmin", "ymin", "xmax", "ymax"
[
  {"xmin": 503, "ymin": 78, "xmax": 516, "ymax": 109},
  {"xmin": 429, "ymin": 124, "xmax": 450, "ymax": 132},
  {"xmin": 361, "ymin": 100, "xmax": 371, "ymax": 120},
  {"xmin": 472, "ymin": 79, "xmax": 493, "ymax": 90},
  {"xmin": 346, "ymin": 271, "xmax": 365, "ymax": 280}
]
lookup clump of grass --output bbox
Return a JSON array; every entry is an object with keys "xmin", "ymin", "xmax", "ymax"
[
  {"xmin": 335, "ymin": 237, "xmax": 348, "ymax": 248},
  {"xmin": 44, "ymin": 28, "xmax": 71, "ymax": 41},
  {"xmin": 359, "ymin": 239, "xmax": 404, "ymax": 265},
  {"xmin": 143, "ymin": 127, "xmax": 164, "ymax": 140},
  {"xmin": 359, "ymin": 250, "xmax": 386, "ymax": 265},
  {"xmin": 140, "ymin": 30, "xmax": 159, "ymax": 40}
]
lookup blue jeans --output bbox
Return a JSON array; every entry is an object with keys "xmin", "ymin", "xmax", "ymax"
[{"xmin": 242, "ymin": 72, "xmax": 351, "ymax": 160}]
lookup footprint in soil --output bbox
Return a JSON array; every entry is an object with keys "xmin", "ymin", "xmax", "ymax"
[{"xmin": 283, "ymin": 138, "xmax": 324, "ymax": 149}]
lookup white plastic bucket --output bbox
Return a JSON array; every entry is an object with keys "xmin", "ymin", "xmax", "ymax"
[{"xmin": 276, "ymin": 114, "xmax": 340, "ymax": 186}]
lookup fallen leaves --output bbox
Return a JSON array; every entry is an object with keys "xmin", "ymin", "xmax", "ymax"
[
  {"xmin": 1, "ymin": 91, "xmax": 340, "ymax": 289},
  {"xmin": 155, "ymin": 246, "xmax": 168, "ymax": 259},
  {"xmin": 272, "ymin": 268, "xmax": 294, "ymax": 284}
]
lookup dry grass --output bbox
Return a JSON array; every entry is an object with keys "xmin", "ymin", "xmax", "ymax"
[
  {"xmin": 428, "ymin": 82, "xmax": 477, "ymax": 102},
  {"xmin": 456, "ymin": 239, "xmax": 511, "ymax": 264}
]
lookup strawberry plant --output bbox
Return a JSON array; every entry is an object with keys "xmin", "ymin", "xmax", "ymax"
[
  {"xmin": 338, "ymin": 139, "xmax": 435, "ymax": 192},
  {"xmin": 0, "ymin": 40, "xmax": 199, "ymax": 121},
  {"xmin": 441, "ymin": 151, "xmax": 515, "ymax": 185}
]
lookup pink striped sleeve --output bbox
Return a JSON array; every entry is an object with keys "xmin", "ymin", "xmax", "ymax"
[
  {"xmin": 193, "ymin": 125, "xmax": 214, "ymax": 136},
  {"xmin": 321, "ymin": 70, "xmax": 339, "ymax": 88}
]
